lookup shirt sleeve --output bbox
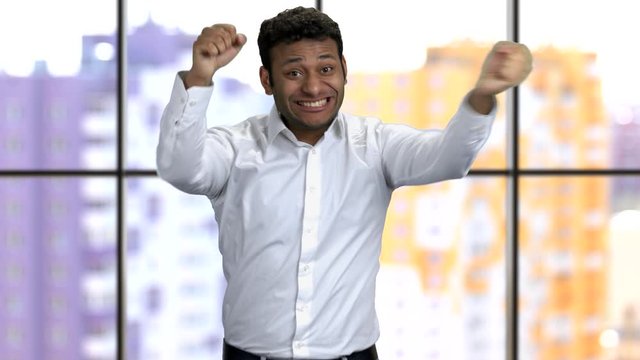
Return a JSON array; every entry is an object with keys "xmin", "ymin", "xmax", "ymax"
[
  {"xmin": 156, "ymin": 72, "xmax": 234, "ymax": 197},
  {"xmin": 378, "ymin": 95, "xmax": 496, "ymax": 189}
]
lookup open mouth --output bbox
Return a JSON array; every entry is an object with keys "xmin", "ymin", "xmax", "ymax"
[{"xmin": 297, "ymin": 98, "xmax": 329, "ymax": 108}]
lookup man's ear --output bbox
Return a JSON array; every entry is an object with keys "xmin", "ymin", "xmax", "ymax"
[
  {"xmin": 259, "ymin": 66, "xmax": 273, "ymax": 95},
  {"xmin": 341, "ymin": 55, "xmax": 348, "ymax": 83}
]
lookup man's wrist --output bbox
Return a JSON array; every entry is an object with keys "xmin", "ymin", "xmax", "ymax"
[
  {"xmin": 467, "ymin": 89, "xmax": 496, "ymax": 115},
  {"xmin": 184, "ymin": 70, "xmax": 213, "ymax": 89}
]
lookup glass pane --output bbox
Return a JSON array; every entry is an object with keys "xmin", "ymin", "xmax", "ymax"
[
  {"xmin": 519, "ymin": 176, "xmax": 640, "ymax": 360},
  {"xmin": 125, "ymin": 0, "xmax": 315, "ymax": 169},
  {"xmin": 0, "ymin": 177, "xmax": 117, "ymax": 359},
  {"xmin": 520, "ymin": 0, "xmax": 640, "ymax": 169},
  {"xmin": 324, "ymin": 0, "xmax": 508, "ymax": 169},
  {"xmin": 125, "ymin": 178, "xmax": 225, "ymax": 359},
  {"xmin": 0, "ymin": 0, "xmax": 117, "ymax": 170},
  {"xmin": 378, "ymin": 177, "xmax": 506, "ymax": 359}
]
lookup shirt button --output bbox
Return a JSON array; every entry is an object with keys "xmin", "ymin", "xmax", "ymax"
[
  {"xmin": 188, "ymin": 101, "xmax": 196, "ymax": 107},
  {"xmin": 294, "ymin": 341, "xmax": 304, "ymax": 349},
  {"xmin": 300, "ymin": 264, "xmax": 310, "ymax": 275}
]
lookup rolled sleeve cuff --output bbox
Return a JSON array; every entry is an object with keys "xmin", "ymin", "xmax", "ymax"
[
  {"xmin": 164, "ymin": 71, "xmax": 214, "ymax": 126},
  {"xmin": 459, "ymin": 93, "xmax": 498, "ymax": 122}
]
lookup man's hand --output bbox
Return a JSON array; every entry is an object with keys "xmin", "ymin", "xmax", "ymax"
[
  {"xmin": 469, "ymin": 41, "xmax": 533, "ymax": 114},
  {"xmin": 476, "ymin": 41, "xmax": 532, "ymax": 96},
  {"xmin": 185, "ymin": 24, "xmax": 247, "ymax": 88}
]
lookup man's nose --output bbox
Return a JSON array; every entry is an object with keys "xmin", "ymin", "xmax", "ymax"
[{"xmin": 301, "ymin": 73, "xmax": 321, "ymax": 95}]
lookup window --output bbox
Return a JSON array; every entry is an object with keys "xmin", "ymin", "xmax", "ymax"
[{"xmin": 1, "ymin": 1, "xmax": 639, "ymax": 359}]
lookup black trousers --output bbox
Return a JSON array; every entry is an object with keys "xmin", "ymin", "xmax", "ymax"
[{"xmin": 222, "ymin": 342, "xmax": 379, "ymax": 360}]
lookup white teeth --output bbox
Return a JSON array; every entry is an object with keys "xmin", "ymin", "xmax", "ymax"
[{"xmin": 299, "ymin": 99, "xmax": 327, "ymax": 107}]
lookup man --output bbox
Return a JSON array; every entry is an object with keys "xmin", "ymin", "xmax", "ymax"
[{"xmin": 156, "ymin": 6, "xmax": 532, "ymax": 360}]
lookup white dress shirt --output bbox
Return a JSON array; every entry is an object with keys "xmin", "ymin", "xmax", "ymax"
[{"xmin": 156, "ymin": 73, "xmax": 495, "ymax": 358}]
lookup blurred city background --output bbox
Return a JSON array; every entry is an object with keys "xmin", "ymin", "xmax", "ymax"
[{"xmin": 0, "ymin": 0, "xmax": 639, "ymax": 359}]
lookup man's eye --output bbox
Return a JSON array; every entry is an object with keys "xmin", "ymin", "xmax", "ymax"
[
  {"xmin": 289, "ymin": 70, "xmax": 302, "ymax": 77},
  {"xmin": 321, "ymin": 66, "xmax": 334, "ymax": 73}
]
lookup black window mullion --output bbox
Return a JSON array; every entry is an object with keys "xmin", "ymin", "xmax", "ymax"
[
  {"xmin": 507, "ymin": 0, "xmax": 520, "ymax": 359},
  {"xmin": 116, "ymin": 0, "xmax": 126, "ymax": 358},
  {"xmin": 2, "ymin": 1, "xmax": 640, "ymax": 359}
]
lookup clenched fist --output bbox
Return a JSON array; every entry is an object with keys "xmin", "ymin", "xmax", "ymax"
[
  {"xmin": 468, "ymin": 41, "xmax": 532, "ymax": 114},
  {"xmin": 475, "ymin": 41, "xmax": 533, "ymax": 96},
  {"xmin": 185, "ymin": 24, "xmax": 247, "ymax": 88}
]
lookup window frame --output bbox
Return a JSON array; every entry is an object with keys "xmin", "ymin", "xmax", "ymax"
[{"xmin": 1, "ymin": 1, "xmax": 638, "ymax": 359}]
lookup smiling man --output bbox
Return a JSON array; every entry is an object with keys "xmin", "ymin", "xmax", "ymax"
[
  {"xmin": 258, "ymin": 37, "xmax": 347, "ymax": 145},
  {"xmin": 156, "ymin": 6, "xmax": 532, "ymax": 360}
]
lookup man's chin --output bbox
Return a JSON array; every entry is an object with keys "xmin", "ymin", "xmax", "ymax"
[
  {"xmin": 303, "ymin": 119, "xmax": 335, "ymax": 131},
  {"xmin": 302, "ymin": 113, "xmax": 338, "ymax": 129},
  {"xmin": 281, "ymin": 112, "xmax": 337, "ymax": 132}
]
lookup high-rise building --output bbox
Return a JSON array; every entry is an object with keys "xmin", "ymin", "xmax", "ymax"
[
  {"xmin": 612, "ymin": 106, "xmax": 640, "ymax": 211},
  {"xmin": 0, "ymin": 67, "xmax": 117, "ymax": 358},
  {"xmin": 521, "ymin": 46, "xmax": 609, "ymax": 360},
  {"xmin": 0, "ymin": 20, "xmax": 199, "ymax": 360}
]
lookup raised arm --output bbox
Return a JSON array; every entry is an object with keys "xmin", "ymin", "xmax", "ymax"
[
  {"xmin": 156, "ymin": 24, "xmax": 247, "ymax": 196},
  {"xmin": 380, "ymin": 41, "xmax": 532, "ymax": 188}
]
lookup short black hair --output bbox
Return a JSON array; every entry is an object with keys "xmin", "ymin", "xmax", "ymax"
[{"xmin": 257, "ymin": 7, "xmax": 344, "ymax": 74}]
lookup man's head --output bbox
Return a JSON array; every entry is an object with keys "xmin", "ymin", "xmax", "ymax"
[
  {"xmin": 257, "ymin": 7, "xmax": 347, "ymax": 145},
  {"xmin": 258, "ymin": 7, "xmax": 344, "ymax": 77}
]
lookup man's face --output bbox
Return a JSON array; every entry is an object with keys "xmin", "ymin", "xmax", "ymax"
[{"xmin": 260, "ymin": 38, "xmax": 347, "ymax": 144}]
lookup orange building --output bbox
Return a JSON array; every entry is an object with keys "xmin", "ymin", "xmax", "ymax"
[{"xmin": 521, "ymin": 46, "xmax": 609, "ymax": 360}]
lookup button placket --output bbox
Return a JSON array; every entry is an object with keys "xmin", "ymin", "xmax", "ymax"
[{"xmin": 292, "ymin": 147, "xmax": 321, "ymax": 358}]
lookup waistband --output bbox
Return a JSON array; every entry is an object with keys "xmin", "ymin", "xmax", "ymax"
[{"xmin": 222, "ymin": 342, "xmax": 378, "ymax": 360}]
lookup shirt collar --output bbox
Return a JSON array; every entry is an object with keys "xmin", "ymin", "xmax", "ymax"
[
  {"xmin": 266, "ymin": 106, "xmax": 288, "ymax": 145},
  {"xmin": 265, "ymin": 105, "xmax": 345, "ymax": 147}
]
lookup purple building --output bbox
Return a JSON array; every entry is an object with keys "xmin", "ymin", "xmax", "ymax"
[
  {"xmin": 0, "ymin": 177, "xmax": 40, "ymax": 359},
  {"xmin": 0, "ymin": 19, "xmax": 199, "ymax": 360},
  {"xmin": 0, "ymin": 74, "xmax": 89, "ymax": 358},
  {"xmin": 0, "ymin": 35, "xmax": 116, "ymax": 360},
  {"xmin": 0, "ymin": 76, "xmax": 38, "ymax": 168},
  {"xmin": 612, "ymin": 106, "xmax": 640, "ymax": 210}
]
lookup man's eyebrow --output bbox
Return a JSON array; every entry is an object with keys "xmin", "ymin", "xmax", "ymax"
[
  {"xmin": 281, "ymin": 53, "xmax": 338, "ymax": 66},
  {"xmin": 282, "ymin": 56, "xmax": 304, "ymax": 66}
]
